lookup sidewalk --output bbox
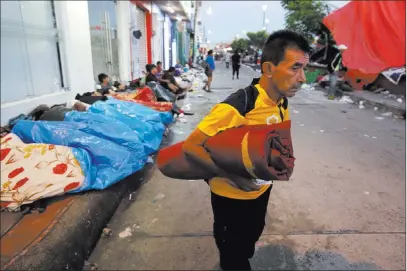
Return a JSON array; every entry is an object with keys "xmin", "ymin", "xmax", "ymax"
[
  {"xmin": 0, "ymin": 165, "xmax": 154, "ymax": 270},
  {"xmin": 345, "ymin": 91, "xmax": 406, "ymax": 118}
]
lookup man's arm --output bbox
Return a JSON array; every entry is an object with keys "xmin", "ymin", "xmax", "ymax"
[
  {"xmin": 157, "ymin": 77, "xmax": 171, "ymax": 84},
  {"xmin": 182, "ymin": 90, "xmax": 249, "ymax": 177},
  {"xmin": 183, "ymin": 129, "xmax": 226, "ymax": 176}
]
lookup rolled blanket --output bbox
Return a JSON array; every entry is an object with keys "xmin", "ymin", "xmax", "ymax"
[
  {"xmin": 157, "ymin": 121, "xmax": 294, "ymax": 181},
  {"xmin": 156, "ymin": 141, "xmax": 212, "ymax": 180},
  {"xmin": 204, "ymin": 121, "xmax": 294, "ymax": 181}
]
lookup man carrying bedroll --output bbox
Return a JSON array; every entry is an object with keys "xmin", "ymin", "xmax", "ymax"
[{"xmin": 183, "ymin": 30, "xmax": 310, "ymax": 270}]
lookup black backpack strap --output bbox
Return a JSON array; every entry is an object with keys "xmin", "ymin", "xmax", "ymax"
[
  {"xmin": 221, "ymin": 85, "xmax": 259, "ymax": 117},
  {"xmin": 242, "ymin": 85, "xmax": 259, "ymax": 116}
]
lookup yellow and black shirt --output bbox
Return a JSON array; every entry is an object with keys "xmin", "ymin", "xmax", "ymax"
[{"xmin": 197, "ymin": 78, "xmax": 290, "ymax": 200}]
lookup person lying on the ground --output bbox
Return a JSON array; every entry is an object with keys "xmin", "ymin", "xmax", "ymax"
[
  {"xmin": 39, "ymin": 101, "xmax": 89, "ymax": 121},
  {"xmin": 97, "ymin": 73, "xmax": 117, "ymax": 95},
  {"xmin": 182, "ymin": 30, "xmax": 310, "ymax": 271}
]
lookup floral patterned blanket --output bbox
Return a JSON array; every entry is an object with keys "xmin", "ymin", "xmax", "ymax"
[{"xmin": 1, "ymin": 133, "xmax": 85, "ymax": 211}]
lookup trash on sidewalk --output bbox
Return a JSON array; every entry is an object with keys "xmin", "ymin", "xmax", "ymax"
[
  {"xmin": 358, "ymin": 101, "xmax": 365, "ymax": 109},
  {"xmin": 172, "ymin": 128, "xmax": 184, "ymax": 135},
  {"xmin": 146, "ymin": 156, "xmax": 154, "ymax": 164},
  {"xmin": 83, "ymin": 261, "xmax": 99, "ymax": 271},
  {"xmin": 382, "ymin": 112, "xmax": 393, "ymax": 117},
  {"xmin": 375, "ymin": 116, "xmax": 384, "ymax": 120},
  {"xmin": 339, "ymin": 95, "xmax": 354, "ymax": 104},
  {"xmin": 152, "ymin": 193, "xmax": 165, "ymax": 203},
  {"xmin": 102, "ymin": 228, "xmax": 112, "ymax": 237},
  {"xmin": 182, "ymin": 103, "xmax": 192, "ymax": 111},
  {"xmin": 118, "ymin": 227, "xmax": 132, "ymax": 238}
]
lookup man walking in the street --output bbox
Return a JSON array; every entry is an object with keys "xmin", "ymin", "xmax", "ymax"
[
  {"xmin": 232, "ymin": 50, "xmax": 241, "ymax": 80},
  {"xmin": 327, "ymin": 44, "xmax": 347, "ymax": 100},
  {"xmin": 183, "ymin": 30, "xmax": 310, "ymax": 270},
  {"xmin": 225, "ymin": 51, "xmax": 231, "ymax": 69},
  {"xmin": 204, "ymin": 50, "xmax": 215, "ymax": 92}
]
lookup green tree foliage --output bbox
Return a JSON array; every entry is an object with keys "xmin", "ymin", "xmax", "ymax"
[
  {"xmin": 246, "ymin": 30, "xmax": 269, "ymax": 49},
  {"xmin": 281, "ymin": 0, "xmax": 330, "ymax": 42},
  {"xmin": 231, "ymin": 38, "xmax": 249, "ymax": 52}
]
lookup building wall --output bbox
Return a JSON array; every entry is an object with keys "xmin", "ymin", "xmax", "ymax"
[
  {"xmin": 116, "ymin": 1, "xmax": 131, "ymax": 82},
  {"xmin": 1, "ymin": 1, "xmax": 94, "ymax": 126}
]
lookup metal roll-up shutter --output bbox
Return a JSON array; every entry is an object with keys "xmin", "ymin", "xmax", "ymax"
[{"xmin": 137, "ymin": 7, "xmax": 147, "ymax": 74}]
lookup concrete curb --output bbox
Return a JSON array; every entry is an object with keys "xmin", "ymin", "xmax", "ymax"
[
  {"xmin": 4, "ymin": 165, "xmax": 155, "ymax": 271},
  {"xmin": 345, "ymin": 92, "xmax": 406, "ymax": 119}
]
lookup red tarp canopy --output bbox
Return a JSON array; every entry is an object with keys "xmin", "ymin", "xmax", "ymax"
[{"xmin": 323, "ymin": 0, "xmax": 406, "ymax": 88}]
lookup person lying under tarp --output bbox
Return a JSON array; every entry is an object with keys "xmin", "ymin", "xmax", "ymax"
[{"xmin": 8, "ymin": 101, "xmax": 90, "ymax": 128}]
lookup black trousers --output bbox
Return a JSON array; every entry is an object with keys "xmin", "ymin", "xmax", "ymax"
[
  {"xmin": 232, "ymin": 64, "xmax": 240, "ymax": 78},
  {"xmin": 211, "ymin": 186, "xmax": 272, "ymax": 270}
]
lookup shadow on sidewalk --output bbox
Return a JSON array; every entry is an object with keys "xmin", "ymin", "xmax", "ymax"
[
  {"xmin": 210, "ymin": 243, "xmax": 380, "ymax": 270},
  {"xmin": 251, "ymin": 244, "xmax": 381, "ymax": 270}
]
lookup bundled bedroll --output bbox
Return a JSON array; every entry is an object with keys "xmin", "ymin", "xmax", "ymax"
[{"xmin": 157, "ymin": 121, "xmax": 294, "ymax": 181}]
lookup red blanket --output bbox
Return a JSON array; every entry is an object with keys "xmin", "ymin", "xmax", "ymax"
[
  {"xmin": 114, "ymin": 87, "xmax": 173, "ymax": 112},
  {"xmin": 157, "ymin": 121, "xmax": 294, "ymax": 181}
]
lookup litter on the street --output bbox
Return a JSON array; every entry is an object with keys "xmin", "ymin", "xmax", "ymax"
[
  {"xmin": 102, "ymin": 228, "xmax": 112, "ymax": 237},
  {"xmin": 118, "ymin": 227, "xmax": 132, "ymax": 238}
]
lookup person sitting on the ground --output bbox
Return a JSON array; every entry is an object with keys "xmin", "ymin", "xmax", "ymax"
[
  {"xmin": 156, "ymin": 61, "xmax": 163, "ymax": 78},
  {"xmin": 175, "ymin": 60, "xmax": 183, "ymax": 69},
  {"xmin": 145, "ymin": 64, "xmax": 179, "ymax": 94},
  {"xmin": 162, "ymin": 67, "xmax": 189, "ymax": 94}
]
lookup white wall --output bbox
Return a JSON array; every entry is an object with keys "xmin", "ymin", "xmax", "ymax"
[
  {"xmin": 164, "ymin": 15, "xmax": 171, "ymax": 69},
  {"xmin": 116, "ymin": 1, "xmax": 131, "ymax": 82},
  {"xmin": 1, "ymin": 1, "xmax": 94, "ymax": 126}
]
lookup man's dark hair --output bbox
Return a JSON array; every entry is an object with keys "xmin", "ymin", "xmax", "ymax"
[
  {"xmin": 261, "ymin": 30, "xmax": 311, "ymax": 71},
  {"xmin": 157, "ymin": 61, "xmax": 162, "ymax": 65},
  {"xmin": 168, "ymin": 67, "xmax": 175, "ymax": 72},
  {"xmin": 208, "ymin": 50, "xmax": 213, "ymax": 55},
  {"xmin": 146, "ymin": 64, "xmax": 156, "ymax": 73},
  {"xmin": 98, "ymin": 73, "xmax": 108, "ymax": 83}
]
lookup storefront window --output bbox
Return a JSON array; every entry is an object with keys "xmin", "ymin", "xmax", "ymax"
[
  {"xmin": 88, "ymin": 0, "xmax": 120, "ymax": 83},
  {"xmin": 0, "ymin": 0, "xmax": 63, "ymax": 104}
]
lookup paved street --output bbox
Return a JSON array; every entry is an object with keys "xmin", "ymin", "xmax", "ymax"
[{"xmin": 87, "ymin": 63, "xmax": 406, "ymax": 270}]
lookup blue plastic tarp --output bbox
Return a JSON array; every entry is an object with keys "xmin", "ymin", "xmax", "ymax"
[
  {"xmin": 89, "ymin": 100, "xmax": 169, "ymax": 151},
  {"xmin": 12, "ymin": 120, "xmax": 148, "ymax": 192},
  {"xmin": 106, "ymin": 98, "xmax": 173, "ymax": 125},
  {"xmin": 64, "ymin": 111, "xmax": 155, "ymax": 154}
]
